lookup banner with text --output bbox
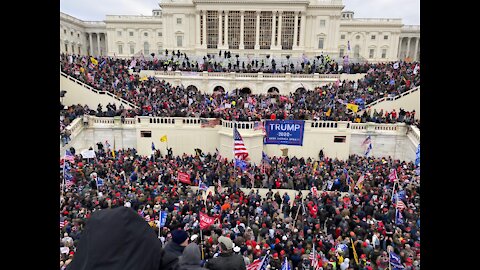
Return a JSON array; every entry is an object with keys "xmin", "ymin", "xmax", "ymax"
[{"xmin": 265, "ymin": 120, "xmax": 305, "ymax": 146}]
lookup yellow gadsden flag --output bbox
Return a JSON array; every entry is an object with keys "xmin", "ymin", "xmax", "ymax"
[
  {"xmin": 90, "ymin": 57, "xmax": 98, "ymax": 66},
  {"xmin": 139, "ymin": 76, "xmax": 148, "ymax": 82},
  {"xmin": 325, "ymin": 108, "xmax": 332, "ymax": 117},
  {"xmin": 347, "ymin": 103, "xmax": 359, "ymax": 113},
  {"xmin": 160, "ymin": 135, "xmax": 168, "ymax": 142}
]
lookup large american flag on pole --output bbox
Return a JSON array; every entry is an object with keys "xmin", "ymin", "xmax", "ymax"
[{"xmin": 234, "ymin": 126, "xmax": 249, "ymax": 160}]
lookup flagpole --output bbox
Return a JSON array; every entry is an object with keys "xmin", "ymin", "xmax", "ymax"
[
  {"xmin": 200, "ymin": 227, "xmax": 205, "ymax": 260},
  {"xmin": 62, "ymin": 150, "xmax": 66, "ymax": 196}
]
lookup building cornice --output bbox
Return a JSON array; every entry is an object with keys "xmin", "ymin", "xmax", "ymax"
[{"xmin": 192, "ymin": 0, "xmax": 310, "ymax": 4}]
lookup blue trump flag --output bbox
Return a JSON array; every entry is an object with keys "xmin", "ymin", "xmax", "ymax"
[
  {"xmin": 96, "ymin": 177, "xmax": 104, "ymax": 187},
  {"xmin": 262, "ymin": 151, "xmax": 271, "ymax": 164},
  {"xmin": 159, "ymin": 211, "xmax": 168, "ymax": 227},
  {"xmin": 152, "ymin": 142, "xmax": 156, "ymax": 151},
  {"xmin": 265, "ymin": 120, "xmax": 305, "ymax": 146},
  {"xmin": 281, "ymin": 257, "xmax": 290, "ymax": 270}
]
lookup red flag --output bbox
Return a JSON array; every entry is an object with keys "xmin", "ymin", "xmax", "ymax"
[
  {"xmin": 178, "ymin": 172, "xmax": 191, "ymax": 185},
  {"xmin": 199, "ymin": 212, "xmax": 216, "ymax": 230},
  {"xmin": 388, "ymin": 169, "xmax": 398, "ymax": 182}
]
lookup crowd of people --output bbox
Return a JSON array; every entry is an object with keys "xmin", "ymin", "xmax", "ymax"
[
  {"xmin": 59, "ymin": 53, "xmax": 420, "ymax": 124},
  {"xmin": 60, "ymin": 147, "xmax": 420, "ymax": 269}
]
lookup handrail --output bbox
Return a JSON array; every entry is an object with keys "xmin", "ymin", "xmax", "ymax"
[
  {"xmin": 364, "ymin": 86, "xmax": 420, "ymax": 109},
  {"xmin": 60, "ymin": 72, "xmax": 139, "ymax": 109}
]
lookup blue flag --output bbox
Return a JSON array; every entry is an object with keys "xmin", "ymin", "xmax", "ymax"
[
  {"xmin": 395, "ymin": 208, "xmax": 404, "ymax": 225},
  {"xmin": 96, "ymin": 177, "xmax": 104, "ymax": 187},
  {"xmin": 415, "ymin": 144, "xmax": 420, "ymax": 166},
  {"xmin": 199, "ymin": 181, "xmax": 209, "ymax": 191},
  {"xmin": 234, "ymin": 158, "xmax": 247, "ymax": 171},
  {"xmin": 152, "ymin": 142, "xmax": 156, "ymax": 151},
  {"xmin": 262, "ymin": 151, "xmax": 271, "ymax": 164},
  {"xmin": 160, "ymin": 211, "xmax": 168, "ymax": 227},
  {"xmin": 389, "ymin": 252, "xmax": 405, "ymax": 269},
  {"xmin": 281, "ymin": 257, "xmax": 290, "ymax": 270},
  {"xmin": 365, "ymin": 143, "xmax": 372, "ymax": 156}
]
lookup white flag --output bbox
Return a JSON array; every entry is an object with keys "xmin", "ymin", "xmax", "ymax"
[
  {"xmin": 393, "ymin": 62, "xmax": 399, "ymax": 69},
  {"xmin": 81, "ymin": 149, "xmax": 96, "ymax": 159}
]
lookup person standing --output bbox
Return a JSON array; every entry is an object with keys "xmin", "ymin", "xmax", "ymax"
[
  {"xmin": 161, "ymin": 229, "xmax": 190, "ymax": 270},
  {"xmin": 178, "ymin": 243, "xmax": 205, "ymax": 270},
  {"xmin": 205, "ymin": 236, "xmax": 246, "ymax": 270}
]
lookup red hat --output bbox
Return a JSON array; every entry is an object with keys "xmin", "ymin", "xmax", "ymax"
[
  {"xmin": 275, "ymin": 238, "xmax": 280, "ymax": 244},
  {"xmin": 361, "ymin": 254, "xmax": 367, "ymax": 259},
  {"xmin": 362, "ymin": 242, "xmax": 368, "ymax": 247},
  {"xmin": 237, "ymin": 221, "xmax": 241, "ymax": 225},
  {"xmin": 262, "ymin": 223, "xmax": 266, "ymax": 228},
  {"xmin": 280, "ymin": 250, "xmax": 285, "ymax": 255},
  {"xmin": 273, "ymin": 253, "xmax": 278, "ymax": 258}
]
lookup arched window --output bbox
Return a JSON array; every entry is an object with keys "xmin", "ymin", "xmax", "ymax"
[
  {"xmin": 354, "ymin": 45, "xmax": 360, "ymax": 58},
  {"xmin": 144, "ymin": 42, "xmax": 150, "ymax": 55}
]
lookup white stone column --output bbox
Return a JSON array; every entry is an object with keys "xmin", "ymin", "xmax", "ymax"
[
  {"xmin": 218, "ymin": 12, "xmax": 223, "ymax": 47},
  {"xmin": 103, "ymin": 33, "xmax": 108, "ymax": 56},
  {"xmin": 255, "ymin": 11, "xmax": 260, "ymax": 50},
  {"xmin": 224, "ymin": 11, "xmax": 229, "ymax": 47},
  {"xmin": 406, "ymin": 37, "xmax": 411, "ymax": 59},
  {"xmin": 397, "ymin": 37, "xmax": 402, "ymax": 59},
  {"xmin": 299, "ymin": 13, "xmax": 306, "ymax": 48},
  {"xmin": 239, "ymin": 11, "xmax": 245, "ymax": 49},
  {"xmin": 271, "ymin": 12, "xmax": 276, "ymax": 49},
  {"xmin": 414, "ymin": 38, "xmax": 419, "ymax": 61},
  {"xmin": 88, "ymin": 33, "xmax": 93, "ymax": 55},
  {"xmin": 96, "ymin": 33, "xmax": 100, "ymax": 55},
  {"xmin": 293, "ymin": 12, "xmax": 299, "ymax": 48},
  {"xmin": 277, "ymin": 11, "xmax": 283, "ymax": 47},
  {"xmin": 196, "ymin": 11, "xmax": 201, "ymax": 47},
  {"xmin": 202, "ymin": 10, "xmax": 207, "ymax": 49}
]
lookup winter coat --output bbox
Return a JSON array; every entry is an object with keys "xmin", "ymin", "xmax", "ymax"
[
  {"xmin": 178, "ymin": 243, "xmax": 205, "ymax": 270},
  {"xmin": 160, "ymin": 241, "xmax": 186, "ymax": 270},
  {"xmin": 205, "ymin": 251, "xmax": 246, "ymax": 270}
]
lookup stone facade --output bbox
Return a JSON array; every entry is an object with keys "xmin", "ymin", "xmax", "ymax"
[{"xmin": 60, "ymin": 0, "xmax": 419, "ymax": 62}]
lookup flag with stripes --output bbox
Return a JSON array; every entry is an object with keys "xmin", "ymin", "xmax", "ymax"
[
  {"xmin": 356, "ymin": 175, "xmax": 365, "ymax": 189},
  {"xmin": 247, "ymin": 251, "xmax": 270, "ymax": 270},
  {"xmin": 60, "ymin": 220, "xmax": 67, "ymax": 229},
  {"xmin": 396, "ymin": 200, "xmax": 406, "ymax": 210},
  {"xmin": 64, "ymin": 150, "xmax": 75, "ymax": 163},
  {"xmin": 201, "ymin": 118, "xmax": 220, "ymax": 128},
  {"xmin": 395, "ymin": 208, "xmax": 404, "ymax": 225},
  {"xmin": 233, "ymin": 126, "xmax": 249, "ymax": 160},
  {"xmin": 235, "ymin": 158, "xmax": 248, "ymax": 171},
  {"xmin": 281, "ymin": 257, "xmax": 291, "ymax": 270},
  {"xmin": 361, "ymin": 135, "xmax": 371, "ymax": 147},
  {"xmin": 389, "ymin": 252, "xmax": 405, "ymax": 269},
  {"xmin": 389, "ymin": 169, "xmax": 398, "ymax": 182},
  {"xmin": 253, "ymin": 121, "xmax": 266, "ymax": 134},
  {"xmin": 217, "ymin": 178, "xmax": 222, "ymax": 193},
  {"xmin": 311, "ymin": 186, "xmax": 318, "ymax": 198},
  {"xmin": 309, "ymin": 243, "xmax": 322, "ymax": 270}
]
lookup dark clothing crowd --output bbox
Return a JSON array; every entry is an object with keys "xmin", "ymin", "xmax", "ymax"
[{"xmin": 60, "ymin": 147, "xmax": 420, "ymax": 270}]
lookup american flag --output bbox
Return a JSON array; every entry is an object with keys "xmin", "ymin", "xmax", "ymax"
[
  {"xmin": 199, "ymin": 180, "xmax": 209, "ymax": 191},
  {"xmin": 309, "ymin": 243, "xmax": 322, "ymax": 270},
  {"xmin": 64, "ymin": 150, "xmax": 75, "ymax": 163},
  {"xmin": 389, "ymin": 169, "xmax": 398, "ymax": 182},
  {"xmin": 361, "ymin": 135, "xmax": 371, "ymax": 147},
  {"xmin": 311, "ymin": 186, "xmax": 318, "ymax": 198},
  {"xmin": 253, "ymin": 121, "xmax": 266, "ymax": 134},
  {"xmin": 201, "ymin": 118, "xmax": 220, "ymax": 128},
  {"xmin": 247, "ymin": 251, "xmax": 270, "ymax": 270},
  {"xmin": 233, "ymin": 126, "xmax": 249, "ymax": 160},
  {"xmin": 60, "ymin": 220, "xmax": 67, "ymax": 229},
  {"xmin": 389, "ymin": 252, "xmax": 405, "ymax": 269},
  {"xmin": 396, "ymin": 200, "xmax": 406, "ymax": 210}
]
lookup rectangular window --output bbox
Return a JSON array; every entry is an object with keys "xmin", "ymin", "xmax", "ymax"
[
  {"xmin": 130, "ymin": 45, "xmax": 135, "ymax": 54},
  {"xmin": 117, "ymin": 31, "xmax": 122, "ymax": 36},
  {"xmin": 144, "ymin": 32, "xmax": 148, "ymax": 37},
  {"xmin": 140, "ymin": 131, "xmax": 152, "ymax": 137},
  {"xmin": 158, "ymin": 32, "xmax": 162, "ymax": 37},
  {"xmin": 77, "ymin": 34, "xmax": 80, "ymax": 38},
  {"xmin": 177, "ymin": 18, "xmax": 182, "ymax": 24},
  {"xmin": 371, "ymin": 35, "xmax": 375, "ymax": 40},
  {"xmin": 72, "ymin": 45, "xmax": 75, "ymax": 52},
  {"xmin": 384, "ymin": 35, "xmax": 388, "ymax": 40},
  {"xmin": 244, "ymin": 11, "xmax": 256, "ymax": 50},
  {"xmin": 78, "ymin": 46, "xmax": 81, "ymax": 54},
  {"xmin": 320, "ymin": 20, "xmax": 325, "ymax": 27},
  {"xmin": 65, "ymin": 44, "xmax": 68, "ymax": 52},
  {"xmin": 177, "ymin": 36, "xmax": 183, "ymax": 47},
  {"xmin": 341, "ymin": 34, "xmax": 345, "ymax": 40},
  {"xmin": 130, "ymin": 31, "xmax": 134, "ymax": 36},
  {"xmin": 118, "ymin": 45, "xmax": 123, "ymax": 54},
  {"xmin": 281, "ymin": 11, "xmax": 295, "ymax": 50},
  {"xmin": 369, "ymin": 49, "xmax": 375, "ymax": 58},
  {"xmin": 334, "ymin": 136, "xmax": 346, "ymax": 143},
  {"xmin": 318, "ymin": 38, "xmax": 324, "ymax": 49},
  {"xmin": 228, "ymin": 11, "xmax": 240, "ymax": 49},
  {"xmin": 339, "ymin": 48, "xmax": 344, "ymax": 57},
  {"xmin": 71, "ymin": 31, "xmax": 73, "ymax": 36},
  {"xmin": 260, "ymin": 11, "xmax": 273, "ymax": 49},
  {"xmin": 64, "ymin": 29, "xmax": 66, "ymax": 34},
  {"xmin": 207, "ymin": 10, "xmax": 219, "ymax": 49},
  {"xmin": 382, "ymin": 49, "xmax": 387, "ymax": 58}
]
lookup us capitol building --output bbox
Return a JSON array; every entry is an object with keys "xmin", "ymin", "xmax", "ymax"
[{"xmin": 60, "ymin": 0, "xmax": 419, "ymax": 62}]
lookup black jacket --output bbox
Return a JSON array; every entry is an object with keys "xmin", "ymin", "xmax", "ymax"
[
  {"xmin": 160, "ymin": 241, "xmax": 186, "ymax": 270},
  {"xmin": 205, "ymin": 252, "xmax": 246, "ymax": 270},
  {"xmin": 67, "ymin": 207, "xmax": 162, "ymax": 270}
]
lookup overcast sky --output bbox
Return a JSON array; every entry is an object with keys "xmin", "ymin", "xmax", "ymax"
[{"xmin": 60, "ymin": 0, "xmax": 419, "ymax": 25}]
